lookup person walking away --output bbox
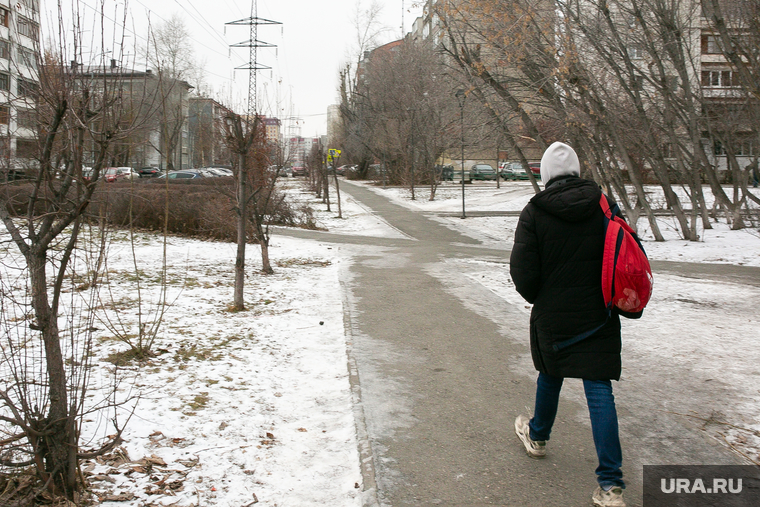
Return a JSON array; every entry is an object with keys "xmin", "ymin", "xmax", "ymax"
[{"xmin": 510, "ymin": 142, "xmax": 629, "ymax": 507}]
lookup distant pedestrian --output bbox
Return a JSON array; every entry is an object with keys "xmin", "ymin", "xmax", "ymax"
[
  {"xmin": 750, "ymin": 159, "xmax": 759, "ymax": 188},
  {"xmin": 510, "ymin": 142, "xmax": 629, "ymax": 507}
]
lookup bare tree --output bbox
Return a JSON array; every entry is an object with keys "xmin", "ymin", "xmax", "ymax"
[
  {"xmin": 346, "ymin": 37, "xmax": 458, "ymax": 195},
  {"xmin": 149, "ymin": 14, "xmax": 195, "ymax": 171},
  {"xmin": 221, "ymin": 112, "xmax": 279, "ymax": 310},
  {"xmin": 0, "ymin": 4, "xmax": 152, "ymax": 499}
]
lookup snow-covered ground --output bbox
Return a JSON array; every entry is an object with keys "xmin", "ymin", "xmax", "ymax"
[
  {"xmin": 362, "ymin": 181, "xmax": 760, "ymax": 266},
  {"xmin": 1, "ymin": 179, "xmax": 758, "ymax": 506}
]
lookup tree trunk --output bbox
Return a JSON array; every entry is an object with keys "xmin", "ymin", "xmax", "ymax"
[
  {"xmin": 260, "ymin": 235, "xmax": 273, "ymax": 275},
  {"xmin": 234, "ymin": 151, "xmax": 247, "ymax": 310},
  {"xmin": 333, "ymin": 171, "xmax": 342, "ymax": 219},
  {"xmin": 29, "ymin": 248, "xmax": 76, "ymax": 496}
]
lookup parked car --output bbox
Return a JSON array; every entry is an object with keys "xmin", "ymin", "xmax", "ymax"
[
  {"xmin": 528, "ymin": 163, "xmax": 541, "ymax": 179},
  {"xmin": 206, "ymin": 166, "xmax": 233, "ymax": 176},
  {"xmin": 470, "ymin": 163, "xmax": 497, "ymax": 181},
  {"xmin": 451, "ymin": 166, "xmax": 472, "ymax": 183},
  {"xmin": 156, "ymin": 170, "xmax": 204, "ymax": 180},
  {"xmin": 82, "ymin": 167, "xmax": 95, "ymax": 182},
  {"xmin": 137, "ymin": 167, "xmax": 161, "ymax": 178},
  {"xmin": 499, "ymin": 162, "xmax": 529, "ymax": 181},
  {"xmin": 436, "ymin": 164, "xmax": 454, "ymax": 181},
  {"xmin": 197, "ymin": 167, "xmax": 229, "ymax": 177},
  {"xmin": 336, "ymin": 164, "xmax": 356, "ymax": 176},
  {"xmin": 291, "ymin": 166, "xmax": 307, "ymax": 177},
  {"xmin": 104, "ymin": 167, "xmax": 139, "ymax": 182}
]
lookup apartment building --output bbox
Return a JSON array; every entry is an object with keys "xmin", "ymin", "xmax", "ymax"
[
  {"xmin": 262, "ymin": 117, "xmax": 281, "ymax": 144},
  {"xmin": 699, "ymin": 20, "xmax": 758, "ymax": 172},
  {"xmin": 188, "ymin": 96, "xmax": 235, "ymax": 168},
  {"xmin": 73, "ymin": 61, "xmax": 193, "ymax": 171},
  {"xmin": 0, "ymin": 0, "xmax": 40, "ymax": 178}
]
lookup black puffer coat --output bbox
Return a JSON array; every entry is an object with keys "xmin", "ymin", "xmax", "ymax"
[{"xmin": 510, "ymin": 176, "xmax": 622, "ymax": 380}]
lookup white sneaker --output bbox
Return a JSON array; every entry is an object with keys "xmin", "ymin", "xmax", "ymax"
[
  {"xmin": 514, "ymin": 415, "xmax": 546, "ymax": 458},
  {"xmin": 592, "ymin": 486, "xmax": 626, "ymax": 507}
]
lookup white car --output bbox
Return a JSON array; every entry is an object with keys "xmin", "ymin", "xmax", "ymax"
[{"xmin": 104, "ymin": 167, "xmax": 139, "ymax": 182}]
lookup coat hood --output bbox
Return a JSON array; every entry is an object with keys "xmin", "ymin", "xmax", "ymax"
[
  {"xmin": 540, "ymin": 142, "xmax": 580, "ymax": 184},
  {"xmin": 530, "ymin": 176, "xmax": 602, "ymax": 222}
]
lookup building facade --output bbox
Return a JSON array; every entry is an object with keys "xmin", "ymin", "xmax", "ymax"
[
  {"xmin": 0, "ymin": 0, "xmax": 40, "ymax": 178},
  {"xmin": 188, "ymin": 96, "xmax": 235, "ymax": 168},
  {"xmin": 75, "ymin": 61, "xmax": 193, "ymax": 171}
]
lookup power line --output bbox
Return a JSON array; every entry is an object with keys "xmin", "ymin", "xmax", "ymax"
[{"xmin": 71, "ymin": 0, "xmax": 245, "ymax": 85}]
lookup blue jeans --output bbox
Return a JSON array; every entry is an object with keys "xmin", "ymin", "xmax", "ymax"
[{"xmin": 528, "ymin": 373, "xmax": 625, "ymax": 489}]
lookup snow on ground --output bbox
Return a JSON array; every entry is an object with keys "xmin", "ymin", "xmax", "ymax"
[
  {"xmin": 278, "ymin": 179, "xmax": 408, "ymax": 239},
  {"xmin": 359, "ymin": 180, "xmax": 760, "ymax": 267},
  {"xmin": 1, "ymin": 178, "xmax": 759, "ymax": 506}
]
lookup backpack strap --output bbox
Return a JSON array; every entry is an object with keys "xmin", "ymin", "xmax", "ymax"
[
  {"xmin": 553, "ymin": 193, "xmax": 616, "ymax": 352},
  {"xmin": 599, "ymin": 194, "xmax": 613, "ymax": 219},
  {"xmin": 552, "ymin": 311, "xmax": 611, "ymax": 352}
]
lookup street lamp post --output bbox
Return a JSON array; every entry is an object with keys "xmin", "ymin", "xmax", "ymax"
[{"xmin": 455, "ymin": 89, "xmax": 466, "ymax": 219}]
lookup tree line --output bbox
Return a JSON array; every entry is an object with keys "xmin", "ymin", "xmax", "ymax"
[{"xmin": 336, "ymin": 0, "xmax": 760, "ymax": 237}]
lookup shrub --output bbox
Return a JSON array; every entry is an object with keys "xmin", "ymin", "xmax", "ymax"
[{"xmin": 3, "ymin": 178, "xmax": 317, "ymax": 240}]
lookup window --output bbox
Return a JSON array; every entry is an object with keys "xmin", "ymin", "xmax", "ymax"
[
  {"xmin": 736, "ymin": 140, "xmax": 754, "ymax": 157},
  {"xmin": 0, "ymin": 40, "xmax": 9, "ymax": 60},
  {"xmin": 714, "ymin": 139, "xmax": 755, "ymax": 157},
  {"xmin": 0, "ymin": 105, "xmax": 9, "ymax": 125},
  {"xmin": 16, "ymin": 108, "xmax": 36, "ymax": 130},
  {"xmin": 0, "ymin": 73, "xmax": 9, "ymax": 92},
  {"xmin": 15, "ymin": 138, "xmax": 38, "ymax": 159},
  {"xmin": 701, "ymin": 70, "xmax": 737, "ymax": 88},
  {"xmin": 0, "ymin": 8, "xmax": 9, "ymax": 28},
  {"xmin": 662, "ymin": 143, "xmax": 677, "ymax": 159},
  {"xmin": 17, "ymin": 16, "xmax": 39, "ymax": 40},
  {"xmin": 17, "ymin": 78, "xmax": 39, "ymax": 99},
  {"xmin": 20, "ymin": 0, "xmax": 39, "ymax": 14},
  {"xmin": 18, "ymin": 47, "xmax": 38, "ymax": 70},
  {"xmin": 701, "ymin": 35, "xmax": 721, "ymax": 54}
]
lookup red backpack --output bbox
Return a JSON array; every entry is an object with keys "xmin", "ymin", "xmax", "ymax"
[
  {"xmin": 552, "ymin": 194, "xmax": 653, "ymax": 352},
  {"xmin": 599, "ymin": 194, "xmax": 653, "ymax": 314}
]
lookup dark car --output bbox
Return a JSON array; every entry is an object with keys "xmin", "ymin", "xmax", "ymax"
[
  {"xmin": 470, "ymin": 163, "xmax": 497, "ymax": 181},
  {"xmin": 291, "ymin": 166, "xmax": 307, "ymax": 177},
  {"xmin": 437, "ymin": 164, "xmax": 454, "ymax": 181},
  {"xmin": 137, "ymin": 167, "xmax": 161, "ymax": 178}
]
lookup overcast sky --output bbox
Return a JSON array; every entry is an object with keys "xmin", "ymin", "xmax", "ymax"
[{"xmin": 47, "ymin": 0, "xmax": 423, "ymax": 138}]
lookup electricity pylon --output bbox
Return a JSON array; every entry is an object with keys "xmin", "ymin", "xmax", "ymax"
[{"xmin": 226, "ymin": 0, "xmax": 281, "ymax": 120}]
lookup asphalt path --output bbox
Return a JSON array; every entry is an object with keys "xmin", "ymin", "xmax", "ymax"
[{"xmin": 276, "ymin": 180, "xmax": 756, "ymax": 507}]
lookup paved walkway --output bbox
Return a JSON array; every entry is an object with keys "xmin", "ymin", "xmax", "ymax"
[{"xmin": 277, "ymin": 180, "xmax": 756, "ymax": 507}]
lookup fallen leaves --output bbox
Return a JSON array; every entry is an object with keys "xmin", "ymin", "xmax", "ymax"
[{"xmin": 86, "ymin": 447, "xmax": 198, "ymax": 503}]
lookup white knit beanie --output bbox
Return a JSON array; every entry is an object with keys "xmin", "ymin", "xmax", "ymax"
[{"xmin": 540, "ymin": 142, "xmax": 580, "ymax": 185}]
